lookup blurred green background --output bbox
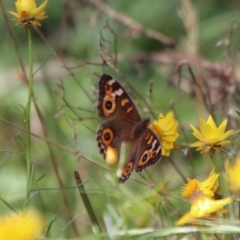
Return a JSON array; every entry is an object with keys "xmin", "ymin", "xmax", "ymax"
[{"xmin": 0, "ymin": 0, "xmax": 240, "ymax": 238}]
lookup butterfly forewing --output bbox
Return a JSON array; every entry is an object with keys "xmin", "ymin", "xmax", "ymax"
[{"xmin": 97, "ymin": 74, "xmax": 141, "ymax": 122}]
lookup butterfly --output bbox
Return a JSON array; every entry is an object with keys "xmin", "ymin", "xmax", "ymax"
[{"xmin": 96, "ymin": 74, "xmax": 161, "ymax": 183}]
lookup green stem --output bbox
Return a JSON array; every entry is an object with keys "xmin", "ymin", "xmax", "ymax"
[
  {"xmin": 209, "ymin": 152, "xmax": 230, "ymax": 225},
  {"xmin": 209, "ymin": 152, "xmax": 227, "ymax": 203},
  {"xmin": 209, "ymin": 151, "xmax": 224, "ymax": 197},
  {"xmin": 25, "ymin": 27, "xmax": 34, "ymax": 204}
]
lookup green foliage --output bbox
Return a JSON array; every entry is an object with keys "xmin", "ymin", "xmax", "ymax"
[{"xmin": 1, "ymin": 0, "xmax": 240, "ymax": 239}]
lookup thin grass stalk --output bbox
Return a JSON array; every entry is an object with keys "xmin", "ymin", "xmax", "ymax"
[
  {"xmin": 209, "ymin": 151, "xmax": 230, "ymax": 224},
  {"xmin": 209, "ymin": 152, "xmax": 223, "ymax": 195},
  {"xmin": 25, "ymin": 27, "xmax": 34, "ymax": 204}
]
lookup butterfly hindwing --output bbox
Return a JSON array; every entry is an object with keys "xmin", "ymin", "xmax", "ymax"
[
  {"xmin": 135, "ymin": 128, "xmax": 162, "ymax": 172},
  {"xmin": 119, "ymin": 128, "xmax": 162, "ymax": 183},
  {"xmin": 97, "ymin": 120, "xmax": 136, "ymax": 161}
]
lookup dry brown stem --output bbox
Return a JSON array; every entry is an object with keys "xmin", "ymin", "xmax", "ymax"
[{"xmin": 88, "ymin": 0, "xmax": 175, "ymax": 46}]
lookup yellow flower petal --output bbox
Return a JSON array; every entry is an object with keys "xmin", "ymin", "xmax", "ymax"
[
  {"xmin": 162, "ymin": 148, "xmax": 170, "ymax": 156},
  {"xmin": 225, "ymin": 157, "xmax": 240, "ymax": 192},
  {"xmin": 16, "ymin": 0, "xmax": 36, "ymax": 13},
  {"xmin": 207, "ymin": 115, "xmax": 218, "ymax": 131},
  {"xmin": 8, "ymin": 11, "xmax": 20, "ymax": 18},
  {"xmin": 217, "ymin": 119, "xmax": 228, "ymax": 136},
  {"xmin": 0, "ymin": 211, "xmax": 44, "ymax": 240},
  {"xmin": 175, "ymin": 212, "xmax": 193, "ymax": 225},
  {"xmin": 176, "ymin": 193, "xmax": 232, "ymax": 225},
  {"xmin": 181, "ymin": 179, "xmax": 201, "ymax": 198},
  {"xmin": 221, "ymin": 130, "xmax": 235, "ymax": 140},
  {"xmin": 200, "ymin": 169, "xmax": 219, "ymax": 198},
  {"xmin": 190, "ymin": 141, "xmax": 204, "ymax": 147}
]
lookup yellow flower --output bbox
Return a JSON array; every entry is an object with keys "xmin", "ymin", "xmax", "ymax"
[
  {"xmin": 190, "ymin": 115, "xmax": 234, "ymax": 153},
  {"xmin": 182, "ymin": 169, "xmax": 219, "ymax": 199},
  {"xmin": 225, "ymin": 157, "xmax": 240, "ymax": 192},
  {"xmin": 176, "ymin": 191, "xmax": 232, "ymax": 225},
  {"xmin": 177, "ymin": 169, "xmax": 232, "ymax": 225},
  {"xmin": 9, "ymin": 0, "xmax": 48, "ymax": 27},
  {"xmin": 0, "ymin": 211, "xmax": 44, "ymax": 240},
  {"xmin": 149, "ymin": 112, "xmax": 180, "ymax": 156}
]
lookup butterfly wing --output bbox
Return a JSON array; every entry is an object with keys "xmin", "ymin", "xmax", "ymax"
[
  {"xmin": 97, "ymin": 74, "xmax": 142, "ymax": 162},
  {"xmin": 135, "ymin": 128, "xmax": 162, "ymax": 172},
  {"xmin": 118, "ymin": 141, "xmax": 138, "ymax": 183},
  {"xmin": 119, "ymin": 128, "xmax": 161, "ymax": 183},
  {"xmin": 96, "ymin": 120, "xmax": 135, "ymax": 161},
  {"xmin": 97, "ymin": 74, "xmax": 141, "ymax": 123}
]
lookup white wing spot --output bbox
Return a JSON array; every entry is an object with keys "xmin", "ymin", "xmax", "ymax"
[
  {"xmin": 150, "ymin": 139, "xmax": 157, "ymax": 150},
  {"xmin": 112, "ymin": 88, "xmax": 123, "ymax": 97},
  {"xmin": 108, "ymin": 79, "xmax": 115, "ymax": 85},
  {"xmin": 156, "ymin": 145, "xmax": 161, "ymax": 153},
  {"xmin": 150, "ymin": 139, "xmax": 161, "ymax": 155}
]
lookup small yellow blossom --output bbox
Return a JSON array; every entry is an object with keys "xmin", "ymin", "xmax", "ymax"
[
  {"xmin": 0, "ymin": 211, "xmax": 44, "ymax": 240},
  {"xmin": 176, "ymin": 191, "xmax": 232, "ymax": 225},
  {"xmin": 9, "ymin": 0, "xmax": 48, "ymax": 27},
  {"xmin": 177, "ymin": 169, "xmax": 232, "ymax": 225},
  {"xmin": 225, "ymin": 157, "xmax": 240, "ymax": 192},
  {"xmin": 182, "ymin": 169, "xmax": 219, "ymax": 199},
  {"xmin": 149, "ymin": 112, "xmax": 180, "ymax": 156},
  {"xmin": 190, "ymin": 115, "xmax": 234, "ymax": 153}
]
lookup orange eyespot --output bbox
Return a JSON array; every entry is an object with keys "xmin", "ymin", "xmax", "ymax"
[
  {"xmin": 102, "ymin": 97, "xmax": 116, "ymax": 116},
  {"xmin": 141, "ymin": 153, "xmax": 148, "ymax": 162},
  {"xmin": 124, "ymin": 162, "xmax": 133, "ymax": 174},
  {"xmin": 101, "ymin": 128, "xmax": 114, "ymax": 145}
]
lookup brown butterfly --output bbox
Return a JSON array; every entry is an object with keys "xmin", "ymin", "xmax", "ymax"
[{"xmin": 96, "ymin": 74, "xmax": 161, "ymax": 183}]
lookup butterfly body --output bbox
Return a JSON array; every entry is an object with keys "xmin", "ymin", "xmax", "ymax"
[{"xmin": 96, "ymin": 74, "xmax": 161, "ymax": 183}]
